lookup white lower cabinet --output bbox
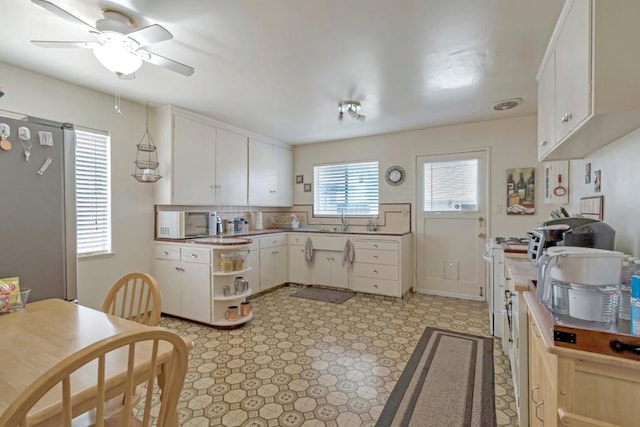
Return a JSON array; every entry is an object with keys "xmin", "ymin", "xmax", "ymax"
[
  {"xmin": 245, "ymin": 240, "xmax": 260, "ymax": 293},
  {"xmin": 308, "ymin": 250, "xmax": 349, "ymax": 289},
  {"xmin": 153, "ymin": 242, "xmax": 254, "ymax": 327},
  {"xmin": 352, "ymin": 235, "xmax": 413, "ymax": 297},
  {"xmin": 153, "ymin": 244, "xmax": 212, "ymax": 323},
  {"xmin": 259, "ymin": 235, "xmax": 288, "ymax": 292},
  {"xmin": 288, "ymin": 234, "xmax": 307, "ymax": 285}
]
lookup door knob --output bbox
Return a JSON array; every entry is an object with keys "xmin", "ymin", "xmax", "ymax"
[{"xmin": 478, "ymin": 217, "xmax": 484, "ymax": 223}]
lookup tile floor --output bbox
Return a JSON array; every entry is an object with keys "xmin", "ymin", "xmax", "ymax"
[{"xmin": 157, "ymin": 285, "xmax": 518, "ymax": 426}]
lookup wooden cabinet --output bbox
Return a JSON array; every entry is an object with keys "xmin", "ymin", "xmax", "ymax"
[
  {"xmin": 153, "ymin": 243, "xmax": 212, "ymax": 323},
  {"xmin": 537, "ymin": 0, "xmax": 640, "ymax": 161},
  {"xmin": 248, "ymin": 138, "xmax": 292, "ymax": 207},
  {"xmin": 526, "ymin": 293, "xmax": 640, "ymax": 427},
  {"xmin": 258, "ymin": 235, "xmax": 288, "ymax": 291},
  {"xmin": 528, "ymin": 316, "xmax": 557, "ymax": 427}
]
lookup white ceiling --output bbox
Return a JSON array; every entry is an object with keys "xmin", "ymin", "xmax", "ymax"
[{"xmin": 0, "ymin": 0, "xmax": 563, "ymax": 144}]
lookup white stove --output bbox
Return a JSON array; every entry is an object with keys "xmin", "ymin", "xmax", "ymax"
[{"xmin": 483, "ymin": 237, "xmax": 529, "ymax": 338}]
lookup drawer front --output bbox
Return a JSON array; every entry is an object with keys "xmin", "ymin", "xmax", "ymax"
[
  {"xmin": 352, "ymin": 276, "xmax": 399, "ymax": 297},
  {"xmin": 355, "ymin": 249, "xmax": 398, "ymax": 266},
  {"xmin": 155, "ymin": 244, "xmax": 180, "ymax": 261},
  {"xmin": 311, "ymin": 235, "xmax": 349, "ymax": 251},
  {"xmin": 288, "ymin": 234, "xmax": 310, "ymax": 246},
  {"xmin": 180, "ymin": 247, "xmax": 211, "ymax": 264},
  {"xmin": 353, "ymin": 263, "xmax": 399, "ymax": 281},
  {"xmin": 354, "ymin": 239, "xmax": 398, "ymax": 251},
  {"xmin": 260, "ymin": 234, "xmax": 288, "ymax": 249}
]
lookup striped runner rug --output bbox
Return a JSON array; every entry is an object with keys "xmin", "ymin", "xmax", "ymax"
[{"xmin": 375, "ymin": 327, "xmax": 496, "ymax": 427}]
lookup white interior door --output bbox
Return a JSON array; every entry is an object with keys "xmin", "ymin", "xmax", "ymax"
[{"xmin": 416, "ymin": 150, "xmax": 488, "ymax": 300}]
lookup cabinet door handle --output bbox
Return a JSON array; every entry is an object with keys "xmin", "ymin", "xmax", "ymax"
[
  {"xmin": 540, "ymin": 140, "xmax": 548, "ymax": 146},
  {"xmin": 191, "ymin": 253, "xmax": 198, "ymax": 258},
  {"xmin": 373, "ymin": 244, "xmax": 378, "ymax": 248},
  {"xmin": 531, "ymin": 385, "xmax": 540, "ymax": 404},
  {"xmin": 373, "ymin": 255, "xmax": 378, "ymax": 260},
  {"xmin": 163, "ymin": 251, "xmax": 169, "ymax": 255},
  {"xmin": 373, "ymin": 269, "xmax": 378, "ymax": 274},
  {"xmin": 535, "ymin": 400, "xmax": 545, "ymax": 423},
  {"xmin": 561, "ymin": 113, "xmax": 572, "ymax": 123},
  {"xmin": 373, "ymin": 284, "xmax": 379, "ymax": 288}
]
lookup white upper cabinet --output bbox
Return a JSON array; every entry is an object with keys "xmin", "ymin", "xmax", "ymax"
[
  {"xmin": 215, "ymin": 128, "xmax": 248, "ymax": 206},
  {"xmin": 248, "ymin": 138, "xmax": 293, "ymax": 207},
  {"xmin": 537, "ymin": 0, "xmax": 640, "ymax": 161},
  {"xmin": 152, "ymin": 105, "xmax": 281, "ymax": 206},
  {"xmin": 172, "ymin": 115, "xmax": 216, "ymax": 204}
]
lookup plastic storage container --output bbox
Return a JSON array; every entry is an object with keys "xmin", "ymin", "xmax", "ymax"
[{"xmin": 219, "ymin": 253, "xmax": 234, "ymax": 273}]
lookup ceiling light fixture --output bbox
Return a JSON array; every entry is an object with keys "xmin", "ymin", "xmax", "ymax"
[
  {"xmin": 492, "ymin": 97, "xmax": 523, "ymax": 111},
  {"xmin": 338, "ymin": 101, "xmax": 366, "ymax": 122},
  {"xmin": 92, "ymin": 33, "xmax": 143, "ymax": 75}
]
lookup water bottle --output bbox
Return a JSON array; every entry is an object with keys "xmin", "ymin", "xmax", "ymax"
[{"xmin": 619, "ymin": 261, "xmax": 633, "ymax": 320}]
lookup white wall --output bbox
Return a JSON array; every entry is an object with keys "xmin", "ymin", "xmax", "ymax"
[
  {"xmin": 294, "ymin": 115, "xmax": 555, "ymax": 238},
  {"xmin": 569, "ymin": 128, "xmax": 640, "ymax": 257},
  {"xmin": 0, "ymin": 62, "xmax": 154, "ymax": 310}
]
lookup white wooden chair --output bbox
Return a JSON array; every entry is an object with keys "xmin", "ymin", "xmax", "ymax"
[
  {"xmin": 0, "ymin": 328, "xmax": 189, "ymax": 427},
  {"xmin": 102, "ymin": 273, "xmax": 162, "ymax": 326}
]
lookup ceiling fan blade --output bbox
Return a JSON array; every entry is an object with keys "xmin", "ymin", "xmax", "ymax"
[
  {"xmin": 31, "ymin": 40, "xmax": 99, "ymax": 49},
  {"xmin": 137, "ymin": 50, "xmax": 194, "ymax": 76},
  {"xmin": 127, "ymin": 24, "xmax": 173, "ymax": 47},
  {"xmin": 31, "ymin": 0, "xmax": 97, "ymax": 33}
]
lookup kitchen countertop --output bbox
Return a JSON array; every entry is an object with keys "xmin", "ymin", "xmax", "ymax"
[
  {"xmin": 155, "ymin": 229, "xmax": 412, "ymax": 243},
  {"xmin": 504, "ymin": 253, "xmax": 536, "ymax": 292}
]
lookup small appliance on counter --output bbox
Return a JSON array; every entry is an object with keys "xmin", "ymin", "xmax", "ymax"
[
  {"xmin": 156, "ymin": 211, "xmax": 218, "ymax": 239},
  {"xmin": 536, "ymin": 246, "xmax": 625, "ymax": 331},
  {"xmin": 527, "ymin": 218, "xmax": 616, "ymax": 263}
]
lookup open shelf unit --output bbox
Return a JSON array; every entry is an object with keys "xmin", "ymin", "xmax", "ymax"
[{"xmin": 211, "ymin": 244, "xmax": 253, "ymax": 328}]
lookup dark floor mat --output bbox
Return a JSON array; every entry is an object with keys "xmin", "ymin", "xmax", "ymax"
[{"xmin": 290, "ymin": 286, "xmax": 355, "ymax": 304}]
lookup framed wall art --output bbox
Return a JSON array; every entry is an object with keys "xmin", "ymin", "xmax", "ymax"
[
  {"xmin": 584, "ymin": 162, "xmax": 591, "ymax": 184},
  {"xmin": 506, "ymin": 167, "xmax": 535, "ymax": 215},
  {"xmin": 594, "ymin": 170, "xmax": 601, "ymax": 192},
  {"xmin": 295, "ymin": 175, "xmax": 304, "ymax": 184}
]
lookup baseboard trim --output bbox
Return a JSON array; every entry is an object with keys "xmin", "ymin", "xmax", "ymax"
[{"xmin": 414, "ymin": 289, "xmax": 485, "ymax": 302}]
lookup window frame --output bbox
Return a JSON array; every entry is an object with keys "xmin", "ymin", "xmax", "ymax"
[
  {"xmin": 74, "ymin": 127, "xmax": 112, "ymax": 258},
  {"xmin": 313, "ymin": 160, "xmax": 379, "ymax": 217}
]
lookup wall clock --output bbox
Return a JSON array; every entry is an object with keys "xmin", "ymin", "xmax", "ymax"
[{"xmin": 385, "ymin": 165, "xmax": 405, "ymax": 186}]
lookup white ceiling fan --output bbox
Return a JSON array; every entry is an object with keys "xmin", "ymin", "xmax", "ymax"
[{"xmin": 30, "ymin": 0, "xmax": 194, "ymax": 78}]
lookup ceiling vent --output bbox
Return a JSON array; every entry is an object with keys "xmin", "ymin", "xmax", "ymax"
[{"xmin": 492, "ymin": 98, "xmax": 523, "ymax": 111}]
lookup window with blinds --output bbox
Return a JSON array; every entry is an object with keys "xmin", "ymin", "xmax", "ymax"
[
  {"xmin": 75, "ymin": 128, "xmax": 111, "ymax": 256},
  {"xmin": 423, "ymin": 159, "xmax": 478, "ymax": 212},
  {"xmin": 313, "ymin": 161, "xmax": 379, "ymax": 216}
]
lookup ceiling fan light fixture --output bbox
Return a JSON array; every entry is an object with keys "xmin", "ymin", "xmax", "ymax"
[{"xmin": 93, "ymin": 44, "xmax": 142, "ymax": 75}]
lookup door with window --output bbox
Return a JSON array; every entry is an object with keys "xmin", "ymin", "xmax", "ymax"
[{"xmin": 416, "ymin": 150, "xmax": 488, "ymax": 299}]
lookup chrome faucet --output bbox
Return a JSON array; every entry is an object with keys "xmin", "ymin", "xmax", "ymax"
[{"xmin": 340, "ymin": 209, "xmax": 348, "ymax": 232}]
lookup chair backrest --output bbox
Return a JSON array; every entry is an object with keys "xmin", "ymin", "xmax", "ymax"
[
  {"xmin": 0, "ymin": 328, "xmax": 189, "ymax": 427},
  {"xmin": 102, "ymin": 273, "xmax": 162, "ymax": 326}
]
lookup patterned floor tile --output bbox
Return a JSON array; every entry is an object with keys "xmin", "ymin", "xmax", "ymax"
[{"xmin": 152, "ymin": 285, "xmax": 518, "ymax": 426}]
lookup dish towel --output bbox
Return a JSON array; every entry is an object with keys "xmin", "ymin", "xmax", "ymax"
[
  {"xmin": 305, "ymin": 237, "xmax": 314, "ymax": 263},
  {"xmin": 343, "ymin": 239, "xmax": 355, "ymax": 266}
]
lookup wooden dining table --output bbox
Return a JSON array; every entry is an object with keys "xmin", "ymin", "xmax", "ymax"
[{"xmin": 0, "ymin": 299, "xmax": 191, "ymax": 426}]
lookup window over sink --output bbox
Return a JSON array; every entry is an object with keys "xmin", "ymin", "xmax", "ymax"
[{"xmin": 313, "ymin": 161, "xmax": 379, "ymax": 216}]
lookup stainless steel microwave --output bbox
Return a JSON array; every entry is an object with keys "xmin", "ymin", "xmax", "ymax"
[{"xmin": 156, "ymin": 211, "xmax": 215, "ymax": 239}]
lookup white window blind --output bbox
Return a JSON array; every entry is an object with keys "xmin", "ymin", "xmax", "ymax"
[
  {"xmin": 75, "ymin": 128, "xmax": 111, "ymax": 256},
  {"xmin": 313, "ymin": 161, "xmax": 379, "ymax": 216},
  {"xmin": 423, "ymin": 159, "xmax": 478, "ymax": 212}
]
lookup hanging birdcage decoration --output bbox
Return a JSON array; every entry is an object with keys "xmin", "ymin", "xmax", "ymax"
[{"xmin": 132, "ymin": 102, "xmax": 162, "ymax": 183}]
